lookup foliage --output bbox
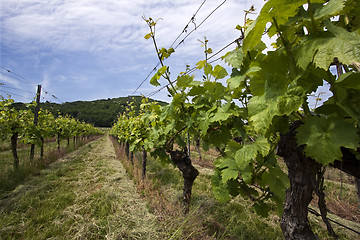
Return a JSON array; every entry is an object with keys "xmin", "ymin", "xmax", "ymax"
[
  {"xmin": 0, "ymin": 95, "xmax": 103, "ymax": 151},
  {"xmin": 11, "ymin": 96, "xmax": 167, "ymax": 127},
  {"xmin": 111, "ymin": 0, "xmax": 359, "ymax": 238}
]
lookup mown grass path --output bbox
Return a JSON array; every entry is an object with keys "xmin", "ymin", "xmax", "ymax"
[{"xmin": 0, "ymin": 135, "xmax": 162, "ymax": 239}]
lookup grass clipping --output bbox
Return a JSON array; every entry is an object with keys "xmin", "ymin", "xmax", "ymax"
[{"xmin": 0, "ymin": 136, "xmax": 162, "ymax": 239}]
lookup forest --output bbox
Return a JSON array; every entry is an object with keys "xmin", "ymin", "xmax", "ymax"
[{"xmin": 11, "ymin": 96, "xmax": 167, "ymax": 127}]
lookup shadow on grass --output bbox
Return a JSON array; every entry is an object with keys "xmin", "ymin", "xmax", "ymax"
[{"xmin": 0, "ymin": 136, "xmax": 101, "ymax": 194}]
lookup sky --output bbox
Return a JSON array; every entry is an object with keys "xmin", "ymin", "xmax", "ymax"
[
  {"xmin": 0, "ymin": 0, "xmax": 268, "ymax": 103},
  {"xmin": 0, "ymin": 0, "xmax": 330, "ymax": 107}
]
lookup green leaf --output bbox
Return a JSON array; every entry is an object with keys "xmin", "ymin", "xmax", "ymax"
[
  {"xmin": 242, "ymin": 165, "xmax": 253, "ymax": 184},
  {"xmin": 159, "ymin": 47, "xmax": 175, "ymax": 60},
  {"xmin": 222, "ymin": 47, "xmax": 244, "ymax": 68},
  {"xmin": 235, "ymin": 144, "xmax": 257, "ymax": 170},
  {"xmin": 188, "ymin": 86, "xmax": 206, "ymax": 96},
  {"xmin": 227, "ymin": 75, "xmax": 246, "ymax": 91},
  {"xmin": 150, "ymin": 66, "xmax": 168, "ymax": 86},
  {"xmin": 212, "ymin": 65, "xmax": 228, "ymax": 80},
  {"xmin": 210, "ymin": 102, "xmax": 232, "ymax": 123},
  {"xmin": 158, "ymin": 65, "xmax": 167, "ymax": 75},
  {"xmin": 313, "ymin": 0, "xmax": 346, "ymax": 20},
  {"xmin": 296, "ymin": 22, "xmax": 360, "ymax": 69},
  {"xmin": 176, "ymin": 75, "xmax": 193, "ymax": 88},
  {"xmin": 144, "ymin": 33, "xmax": 152, "ymax": 40},
  {"xmin": 204, "ymin": 63, "xmax": 213, "ymax": 76},
  {"xmin": 248, "ymin": 96, "xmax": 279, "ymax": 134},
  {"xmin": 336, "ymin": 72, "xmax": 360, "ymax": 89},
  {"xmin": 196, "ymin": 60, "xmax": 206, "ymax": 69},
  {"xmin": 212, "ymin": 170, "xmax": 231, "ymax": 203},
  {"xmin": 243, "ymin": 0, "xmax": 309, "ymax": 52},
  {"xmin": 224, "ymin": 140, "xmax": 242, "ymax": 158},
  {"xmin": 255, "ymin": 136, "xmax": 271, "ymax": 157},
  {"xmin": 296, "ymin": 116, "xmax": 360, "ymax": 165},
  {"xmin": 253, "ymin": 201, "xmax": 270, "ymax": 217},
  {"xmin": 150, "ymin": 74, "xmax": 161, "ymax": 86},
  {"xmin": 221, "ymin": 161, "xmax": 240, "ymax": 183},
  {"xmin": 260, "ymin": 166, "xmax": 289, "ymax": 199}
]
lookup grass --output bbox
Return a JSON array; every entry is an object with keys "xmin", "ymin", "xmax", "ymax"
[
  {"xmin": 111, "ymin": 139, "xmax": 360, "ymax": 239},
  {"xmin": 0, "ymin": 135, "xmax": 163, "ymax": 239},
  {"xmin": 0, "ymin": 136, "xmax": 99, "ymax": 193},
  {"xmin": 1, "ymin": 136, "xmax": 358, "ymax": 239},
  {"xmin": 111, "ymin": 139, "xmax": 284, "ymax": 240}
]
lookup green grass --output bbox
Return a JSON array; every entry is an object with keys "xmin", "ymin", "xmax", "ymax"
[
  {"xmin": 117, "ymin": 142, "xmax": 360, "ymax": 240},
  {"xmin": 0, "ymin": 137, "xmax": 97, "ymax": 193},
  {"xmin": 1, "ymin": 136, "xmax": 358, "ymax": 239},
  {"xmin": 0, "ymin": 136, "xmax": 163, "ymax": 239}
]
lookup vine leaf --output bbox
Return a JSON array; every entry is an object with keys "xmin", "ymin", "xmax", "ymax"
[
  {"xmin": 313, "ymin": 0, "xmax": 346, "ymax": 20},
  {"xmin": 222, "ymin": 47, "xmax": 244, "ymax": 68},
  {"xmin": 218, "ymin": 158, "xmax": 240, "ymax": 183},
  {"xmin": 212, "ymin": 170, "xmax": 231, "ymax": 203},
  {"xmin": 336, "ymin": 71, "xmax": 360, "ymax": 89},
  {"xmin": 296, "ymin": 21, "xmax": 360, "ymax": 69},
  {"xmin": 150, "ymin": 66, "xmax": 167, "ymax": 86},
  {"xmin": 210, "ymin": 102, "xmax": 232, "ymax": 123},
  {"xmin": 296, "ymin": 116, "xmax": 360, "ymax": 165},
  {"xmin": 234, "ymin": 136, "xmax": 270, "ymax": 183},
  {"xmin": 242, "ymin": 0, "xmax": 310, "ymax": 52},
  {"xmin": 176, "ymin": 75, "xmax": 193, "ymax": 88},
  {"xmin": 212, "ymin": 65, "xmax": 228, "ymax": 80}
]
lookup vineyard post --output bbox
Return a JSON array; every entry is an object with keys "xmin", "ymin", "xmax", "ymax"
[
  {"xmin": 30, "ymin": 84, "xmax": 41, "ymax": 161},
  {"xmin": 11, "ymin": 131, "xmax": 19, "ymax": 170},
  {"xmin": 125, "ymin": 95, "xmax": 131, "ymax": 160},
  {"xmin": 141, "ymin": 145, "xmax": 147, "ymax": 181}
]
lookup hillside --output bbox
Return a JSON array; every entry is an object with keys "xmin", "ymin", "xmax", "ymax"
[{"xmin": 12, "ymin": 96, "xmax": 167, "ymax": 127}]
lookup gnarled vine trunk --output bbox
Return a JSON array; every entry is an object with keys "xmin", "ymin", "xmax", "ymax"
[
  {"xmin": 57, "ymin": 133, "xmax": 61, "ymax": 150},
  {"xmin": 40, "ymin": 137, "xmax": 44, "ymax": 160},
  {"xmin": 30, "ymin": 144, "xmax": 35, "ymax": 161},
  {"xmin": 142, "ymin": 145, "xmax": 147, "ymax": 181},
  {"xmin": 11, "ymin": 131, "xmax": 19, "ymax": 170},
  {"xmin": 278, "ymin": 121, "xmax": 320, "ymax": 240},
  {"xmin": 168, "ymin": 150, "xmax": 199, "ymax": 214}
]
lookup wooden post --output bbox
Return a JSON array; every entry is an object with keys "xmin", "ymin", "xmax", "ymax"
[{"xmin": 30, "ymin": 85, "xmax": 41, "ymax": 161}]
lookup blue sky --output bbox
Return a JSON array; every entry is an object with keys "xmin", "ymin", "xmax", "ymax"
[
  {"xmin": 0, "ymin": 0, "xmax": 330, "ymax": 107},
  {"xmin": 0, "ymin": 0, "xmax": 267, "ymax": 103}
]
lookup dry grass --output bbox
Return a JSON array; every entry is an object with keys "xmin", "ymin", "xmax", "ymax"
[
  {"xmin": 1, "ymin": 135, "xmax": 358, "ymax": 239},
  {"xmin": 0, "ymin": 136, "xmax": 101, "ymax": 193},
  {"xmin": 110, "ymin": 138, "xmax": 285, "ymax": 240},
  {"xmin": 0, "ymin": 135, "xmax": 163, "ymax": 239},
  {"xmin": 111, "ymin": 138, "xmax": 360, "ymax": 239}
]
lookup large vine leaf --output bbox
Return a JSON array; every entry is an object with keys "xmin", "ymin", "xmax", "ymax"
[
  {"xmin": 243, "ymin": 0, "xmax": 315, "ymax": 52},
  {"xmin": 212, "ymin": 170, "xmax": 231, "ymax": 203},
  {"xmin": 313, "ymin": 0, "xmax": 346, "ymax": 20},
  {"xmin": 336, "ymin": 72, "xmax": 360, "ymax": 89},
  {"xmin": 296, "ymin": 116, "xmax": 360, "ymax": 165},
  {"xmin": 296, "ymin": 22, "xmax": 360, "ymax": 70},
  {"xmin": 219, "ymin": 158, "xmax": 240, "ymax": 183},
  {"xmin": 234, "ymin": 136, "xmax": 270, "ymax": 170}
]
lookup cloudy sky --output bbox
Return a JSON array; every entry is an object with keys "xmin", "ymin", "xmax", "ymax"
[{"xmin": 0, "ymin": 0, "xmax": 269, "ymax": 103}]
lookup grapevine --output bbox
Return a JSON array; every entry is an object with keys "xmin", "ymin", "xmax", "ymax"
[
  {"xmin": 0, "ymin": 95, "xmax": 103, "ymax": 169},
  {"xmin": 111, "ymin": 0, "xmax": 359, "ymax": 239}
]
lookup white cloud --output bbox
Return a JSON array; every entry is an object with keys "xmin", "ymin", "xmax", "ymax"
[
  {"xmin": 1, "ymin": 0, "xmax": 268, "ymax": 102},
  {"xmin": 2, "ymin": 0, "xmax": 260, "ymax": 54}
]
